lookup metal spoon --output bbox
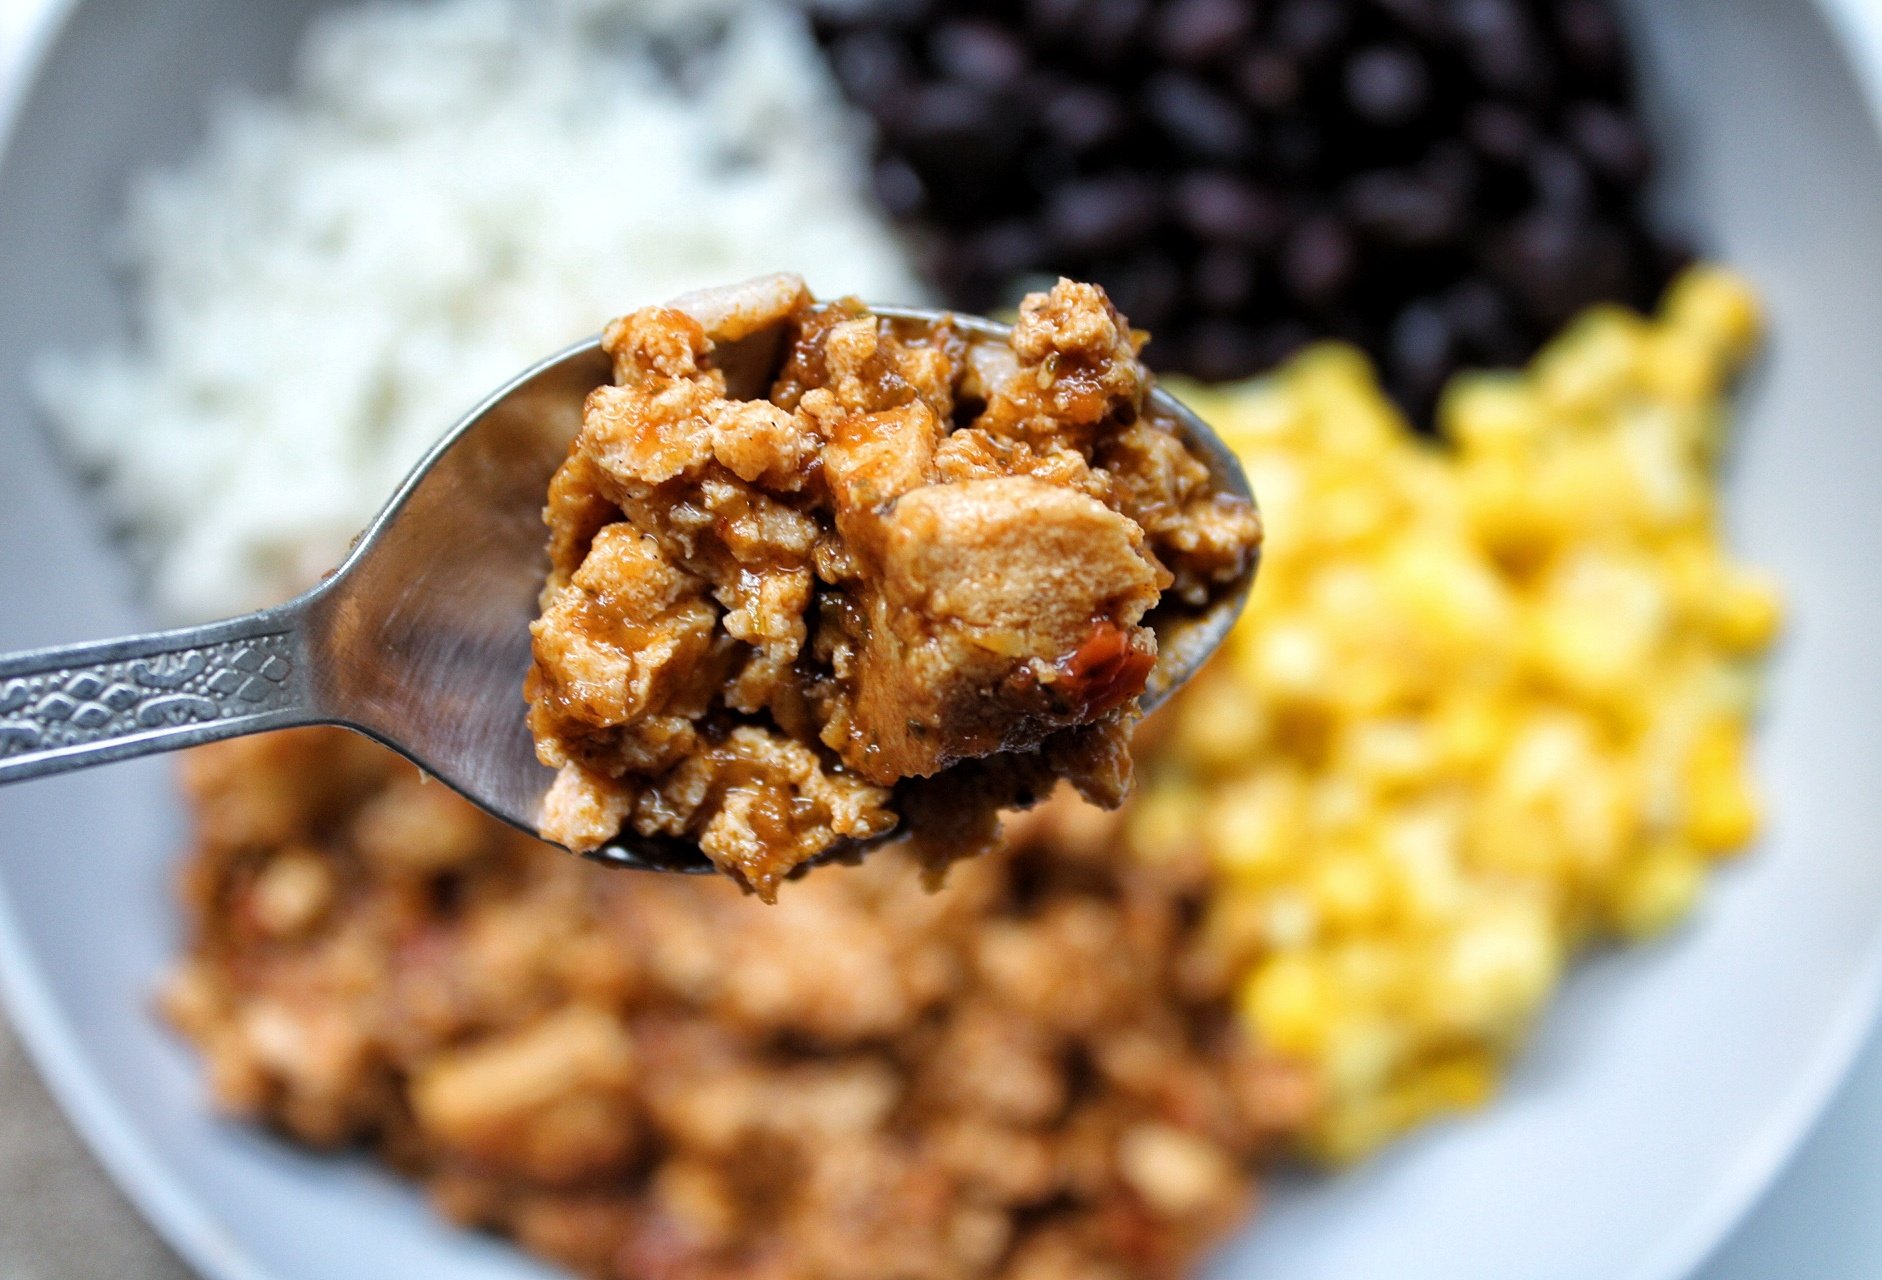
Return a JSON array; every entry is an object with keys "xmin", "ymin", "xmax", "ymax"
[{"xmin": 0, "ymin": 298, "xmax": 1258, "ymax": 872}]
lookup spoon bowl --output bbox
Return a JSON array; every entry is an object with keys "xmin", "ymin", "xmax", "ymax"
[{"xmin": 0, "ymin": 296, "xmax": 1257, "ymax": 873}]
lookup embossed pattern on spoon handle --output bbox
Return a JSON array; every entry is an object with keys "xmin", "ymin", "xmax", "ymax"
[{"xmin": 0, "ymin": 599, "xmax": 319, "ymax": 783}]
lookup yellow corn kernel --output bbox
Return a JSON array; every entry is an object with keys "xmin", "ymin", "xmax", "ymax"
[
  {"xmin": 1288, "ymin": 345, "xmax": 1402, "ymax": 452},
  {"xmin": 1318, "ymin": 1014, "xmax": 1407, "ymax": 1099},
  {"xmin": 1378, "ymin": 807, "xmax": 1467, "ymax": 923},
  {"xmin": 1178, "ymin": 266, "xmax": 1775, "ymax": 1163},
  {"xmin": 1307, "ymin": 1097, "xmax": 1403, "ymax": 1165},
  {"xmin": 1309, "ymin": 846, "xmax": 1394, "ymax": 932},
  {"xmin": 1535, "ymin": 306, "xmax": 1648, "ymax": 416},
  {"xmin": 1170, "ymin": 675, "xmax": 1268, "ymax": 772},
  {"xmin": 1526, "ymin": 555, "xmax": 1669, "ymax": 704},
  {"xmin": 1422, "ymin": 900, "xmax": 1560, "ymax": 1041},
  {"xmin": 1433, "ymin": 692, "xmax": 1515, "ymax": 777},
  {"xmin": 1126, "ymin": 782, "xmax": 1205, "ymax": 863},
  {"xmin": 1412, "ymin": 1050, "xmax": 1498, "ymax": 1113},
  {"xmin": 1664, "ymin": 266, "xmax": 1763, "ymax": 365},
  {"xmin": 1260, "ymin": 889, "xmax": 1320, "ymax": 949},
  {"xmin": 1325, "ymin": 1054, "xmax": 1501, "ymax": 1160},
  {"xmin": 1312, "ymin": 475, "xmax": 1401, "ymax": 548},
  {"xmin": 1528, "ymin": 605, "xmax": 1631, "ymax": 703},
  {"xmin": 1639, "ymin": 325, "xmax": 1719, "ymax": 407},
  {"xmin": 1206, "ymin": 773, "xmax": 1308, "ymax": 881},
  {"xmin": 1285, "ymin": 341, "xmax": 1377, "ymax": 394},
  {"xmin": 1176, "ymin": 376, "xmax": 1301, "ymax": 453},
  {"xmin": 1661, "ymin": 537, "xmax": 1725, "ymax": 625},
  {"xmin": 1557, "ymin": 759, "xmax": 1639, "ymax": 879},
  {"xmin": 1337, "ymin": 718, "xmax": 1439, "ymax": 794},
  {"xmin": 1380, "ymin": 539, "xmax": 1517, "ymax": 665},
  {"xmin": 1467, "ymin": 803, "xmax": 1566, "ymax": 882},
  {"xmin": 1684, "ymin": 723, "xmax": 1762, "ymax": 854},
  {"xmin": 1441, "ymin": 373, "xmax": 1542, "ymax": 455},
  {"xmin": 1242, "ymin": 954, "xmax": 1335, "ymax": 1058},
  {"xmin": 1621, "ymin": 405, "xmax": 1712, "ymax": 522},
  {"xmin": 1462, "ymin": 454, "xmax": 1554, "ymax": 573},
  {"xmin": 1609, "ymin": 840, "xmax": 1704, "ymax": 938},
  {"xmin": 1322, "ymin": 936, "xmax": 1407, "ymax": 1001},
  {"xmin": 1709, "ymin": 568, "xmax": 1784, "ymax": 655},
  {"xmin": 1235, "ymin": 615, "xmax": 1318, "ymax": 690}
]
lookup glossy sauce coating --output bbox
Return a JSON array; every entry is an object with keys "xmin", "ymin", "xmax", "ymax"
[{"xmin": 527, "ymin": 276, "xmax": 1261, "ymax": 898}]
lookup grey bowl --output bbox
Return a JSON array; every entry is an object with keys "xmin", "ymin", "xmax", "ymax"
[{"xmin": 2, "ymin": 1, "xmax": 1882, "ymax": 1279}]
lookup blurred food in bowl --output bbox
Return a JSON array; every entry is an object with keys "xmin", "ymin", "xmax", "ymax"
[
  {"xmin": 14, "ymin": 0, "xmax": 1787, "ymax": 1273},
  {"xmin": 1123, "ymin": 266, "xmax": 1777, "ymax": 1160},
  {"xmin": 156, "ymin": 272, "xmax": 1776, "ymax": 1280},
  {"xmin": 31, "ymin": 0, "xmax": 922, "ymax": 623},
  {"xmin": 163, "ymin": 728, "xmax": 1313, "ymax": 1280},
  {"xmin": 812, "ymin": 0, "xmax": 1687, "ymax": 419}
]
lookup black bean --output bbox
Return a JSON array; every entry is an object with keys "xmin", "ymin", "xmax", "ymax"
[
  {"xmin": 1441, "ymin": 278, "xmax": 1524, "ymax": 360},
  {"xmin": 1527, "ymin": 141, "xmax": 1593, "ymax": 213},
  {"xmin": 1554, "ymin": 0, "xmax": 1625, "ymax": 80},
  {"xmin": 1268, "ymin": 117, "xmax": 1324, "ymax": 177},
  {"xmin": 816, "ymin": 0, "xmax": 1687, "ymax": 429},
  {"xmin": 1245, "ymin": 320, "xmax": 1317, "ymax": 372},
  {"xmin": 1442, "ymin": 277, "xmax": 1502, "ymax": 332},
  {"xmin": 1453, "ymin": 0, "xmax": 1553, "ymax": 102},
  {"xmin": 1367, "ymin": 0, "xmax": 1451, "ymax": 43},
  {"xmin": 1465, "ymin": 103, "xmax": 1537, "ymax": 167},
  {"xmin": 871, "ymin": 155, "xmax": 927, "ymax": 219},
  {"xmin": 1022, "ymin": 142, "xmax": 1081, "ymax": 197},
  {"xmin": 1154, "ymin": 0, "xmax": 1256, "ymax": 67},
  {"xmin": 1344, "ymin": 44, "xmax": 1431, "ymax": 127},
  {"xmin": 1387, "ymin": 301, "xmax": 1456, "ymax": 411},
  {"xmin": 1079, "ymin": 0, "xmax": 1154, "ymax": 69},
  {"xmin": 965, "ymin": 220, "xmax": 1050, "ymax": 281},
  {"xmin": 1652, "ymin": 233, "xmax": 1697, "ymax": 285},
  {"xmin": 1570, "ymin": 227, "xmax": 1634, "ymax": 316},
  {"xmin": 1272, "ymin": 0, "xmax": 1353, "ymax": 65},
  {"xmin": 1192, "ymin": 246, "xmax": 1260, "ymax": 313},
  {"xmin": 1025, "ymin": 0, "xmax": 1086, "ymax": 42},
  {"xmin": 1566, "ymin": 101, "xmax": 1652, "ymax": 187},
  {"xmin": 1490, "ymin": 209, "xmax": 1630, "ymax": 327},
  {"xmin": 828, "ymin": 32, "xmax": 916, "ymax": 118},
  {"xmin": 892, "ymin": 86, "xmax": 1034, "ymax": 224},
  {"xmin": 1343, "ymin": 169, "xmax": 1461, "ymax": 246},
  {"xmin": 1174, "ymin": 171, "xmax": 1284, "ymax": 246},
  {"xmin": 1281, "ymin": 216, "xmax": 1358, "ymax": 307},
  {"xmin": 930, "ymin": 20, "xmax": 1029, "ymax": 87},
  {"xmin": 1043, "ymin": 84, "xmax": 1131, "ymax": 151},
  {"xmin": 1142, "ymin": 74, "xmax": 1256, "ymax": 162},
  {"xmin": 1046, "ymin": 174, "xmax": 1164, "ymax": 256},
  {"xmin": 932, "ymin": 244, "xmax": 1001, "ymax": 314},
  {"xmin": 1180, "ymin": 319, "xmax": 1266, "ymax": 382},
  {"xmin": 1424, "ymin": 141, "xmax": 1482, "ymax": 208},
  {"xmin": 1096, "ymin": 253, "xmax": 1186, "ymax": 332},
  {"xmin": 891, "ymin": 82, "xmax": 1028, "ymax": 176},
  {"xmin": 873, "ymin": 0, "xmax": 938, "ymax": 30},
  {"xmin": 1233, "ymin": 50, "xmax": 1303, "ymax": 111}
]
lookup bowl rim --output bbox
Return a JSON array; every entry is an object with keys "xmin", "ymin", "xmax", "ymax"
[{"xmin": 0, "ymin": 4, "xmax": 1877, "ymax": 1280}]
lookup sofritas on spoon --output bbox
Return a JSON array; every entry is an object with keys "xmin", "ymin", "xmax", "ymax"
[
  {"xmin": 0, "ymin": 275, "xmax": 1260, "ymax": 890},
  {"xmin": 527, "ymin": 275, "xmax": 1262, "ymax": 898}
]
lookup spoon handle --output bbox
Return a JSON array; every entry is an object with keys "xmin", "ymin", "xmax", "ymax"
[{"xmin": 0, "ymin": 600, "xmax": 319, "ymax": 784}]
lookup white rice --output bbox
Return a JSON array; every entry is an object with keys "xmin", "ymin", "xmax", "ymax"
[{"xmin": 34, "ymin": 0, "xmax": 922, "ymax": 621}]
